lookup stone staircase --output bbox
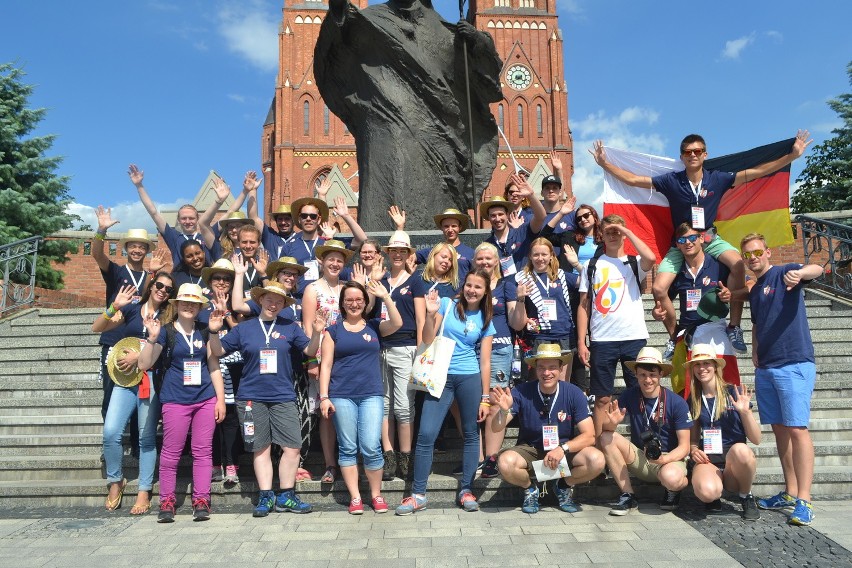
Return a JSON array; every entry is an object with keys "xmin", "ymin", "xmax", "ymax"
[{"xmin": 1, "ymin": 294, "xmax": 850, "ymax": 509}]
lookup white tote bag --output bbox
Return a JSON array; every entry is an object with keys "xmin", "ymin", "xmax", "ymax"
[{"xmin": 409, "ymin": 305, "xmax": 456, "ymax": 398}]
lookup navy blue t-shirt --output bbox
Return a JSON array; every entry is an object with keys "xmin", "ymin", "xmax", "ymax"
[
  {"xmin": 491, "ymin": 277, "xmax": 517, "ymax": 346},
  {"xmin": 326, "ymin": 319, "xmax": 383, "ymax": 398},
  {"xmin": 749, "ymin": 264, "xmax": 815, "ymax": 368},
  {"xmin": 161, "ymin": 225, "xmax": 212, "ymax": 267},
  {"xmin": 521, "ymin": 271, "xmax": 574, "ymax": 341},
  {"xmin": 156, "ymin": 324, "xmax": 215, "ymax": 405},
  {"xmin": 376, "ymin": 272, "xmax": 418, "ymax": 348},
  {"xmin": 412, "ymin": 271, "xmax": 458, "ymax": 301},
  {"xmin": 219, "ymin": 316, "xmax": 310, "ymax": 402},
  {"xmin": 670, "ymin": 254, "xmax": 730, "ymax": 328},
  {"xmin": 261, "ymin": 224, "xmax": 295, "ymax": 260},
  {"xmin": 171, "ymin": 270, "xmax": 206, "ymax": 290},
  {"xmin": 696, "ymin": 386, "xmax": 748, "ymax": 452},
  {"xmin": 118, "ymin": 303, "xmax": 161, "ymax": 340},
  {"xmin": 100, "ymin": 261, "xmax": 148, "ymax": 347},
  {"xmin": 415, "ymin": 243, "xmax": 474, "ymax": 282},
  {"xmin": 511, "ymin": 380, "xmax": 590, "ymax": 450},
  {"xmin": 543, "ymin": 210, "xmax": 577, "ymax": 234},
  {"xmin": 486, "ymin": 225, "xmax": 538, "ymax": 276},
  {"xmin": 651, "ymin": 169, "xmax": 736, "ymax": 240},
  {"xmin": 618, "ymin": 386, "xmax": 692, "ymax": 453}
]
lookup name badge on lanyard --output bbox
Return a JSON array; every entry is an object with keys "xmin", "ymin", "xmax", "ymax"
[
  {"xmin": 541, "ymin": 299, "xmax": 557, "ymax": 321},
  {"xmin": 691, "ymin": 206, "xmax": 706, "ymax": 230},
  {"xmin": 686, "ymin": 289, "xmax": 701, "ymax": 311},
  {"xmin": 304, "ymin": 260, "xmax": 320, "ymax": 281},
  {"xmin": 542, "ymin": 425, "xmax": 559, "ymax": 451},
  {"xmin": 260, "ymin": 349, "xmax": 278, "ymax": 374},
  {"xmin": 500, "ymin": 256, "xmax": 517, "ymax": 277},
  {"xmin": 380, "ymin": 302, "xmax": 389, "ymax": 321},
  {"xmin": 184, "ymin": 360, "xmax": 201, "ymax": 386},
  {"xmin": 702, "ymin": 394, "xmax": 722, "ymax": 454}
]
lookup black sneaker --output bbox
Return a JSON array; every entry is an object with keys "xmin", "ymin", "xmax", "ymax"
[
  {"xmin": 480, "ymin": 455, "xmax": 499, "ymax": 479},
  {"xmin": 660, "ymin": 489, "xmax": 681, "ymax": 511},
  {"xmin": 741, "ymin": 493, "xmax": 761, "ymax": 521},
  {"xmin": 704, "ymin": 498, "xmax": 722, "ymax": 513},
  {"xmin": 211, "ymin": 467, "xmax": 224, "ymax": 483},
  {"xmin": 609, "ymin": 492, "xmax": 638, "ymax": 516},
  {"xmin": 157, "ymin": 495, "xmax": 176, "ymax": 523},
  {"xmin": 192, "ymin": 498, "xmax": 211, "ymax": 521}
]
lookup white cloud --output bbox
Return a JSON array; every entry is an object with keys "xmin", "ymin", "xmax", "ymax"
[
  {"xmin": 765, "ymin": 30, "xmax": 783, "ymax": 42},
  {"xmin": 67, "ymin": 199, "xmax": 195, "ymax": 235},
  {"xmin": 810, "ymin": 120, "xmax": 843, "ymax": 135},
  {"xmin": 217, "ymin": 0, "xmax": 279, "ymax": 72},
  {"xmin": 721, "ymin": 33, "xmax": 756, "ymax": 60},
  {"xmin": 227, "ymin": 93, "xmax": 247, "ymax": 103}
]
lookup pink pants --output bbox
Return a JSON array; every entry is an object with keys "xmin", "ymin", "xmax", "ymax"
[{"xmin": 159, "ymin": 397, "xmax": 216, "ymax": 502}]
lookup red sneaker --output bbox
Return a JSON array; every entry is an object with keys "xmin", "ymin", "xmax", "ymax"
[
  {"xmin": 371, "ymin": 495, "xmax": 389, "ymax": 514},
  {"xmin": 348, "ymin": 497, "xmax": 364, "ymax": 515}
]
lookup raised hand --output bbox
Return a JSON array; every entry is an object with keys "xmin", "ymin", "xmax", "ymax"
[
  {"xmin": 313, "ymin": 312, "xmax": 327, "ymax": 334},
  {"xmin": 589, "ymin": 140, "xmax": 607, "ymax": 167},
  {"xmin": 425, "ymin": 289, "xmax": 440, "ymax": 314},
  {"xmin": 368, "ymin": 279, "xmax": 389, "ymax": 301},
  {"xmin": 128, "ymin": 164, "xmax": 144, "ymax": 186},
  {"xmin": 508, "ymin": 211, "xmax": 524, "ymax": 229},
  {"xmin": 333, "ymin": 196, "xmax": 349, "ymax": 218},
  {"xmin": 652, "ymin": 300, "xmax": 666, "ymax": 322},
  {"xmin": 207, "ymin": 309, "xmax": 226, "ymax": 333},
  {"xmin": 371, "ymin": 256, "xmax": 386, "ymax": 281},
  {"xmin": 320, "ymin": 222, "xmax": 337, "ymax": 239},
  {"xmin": 549, "ymin": 150, "xmax": 563, "ymax": 172},
  {"xmin": 562, "ymin": 245, "xmax": 579, "ymax": 268},
  {"xmin": 316, "ymin": 176, "xmax": 332, "ymax": 200},
  {"xmin": 491, "ymin": 386, "xmax": 513, "ymax": 411},
  {"xmin": 511, "ymin": 174, "xmax": 533, "ymax": 199},
  {"xmin": 95, "ymin": 206, "xmax": 120, "ymax": 231},
  {"xmin": 149, "ymin": 248, "xmax": 168, "ymax": 273},
  {"xmin": 251, "ymin": 248, "xmax": 269, "ymax": 275},
  {"xmin": 730, "ymin": 383, "xmax": 752, "ymax": 414},
  {"xmin": 231, "ymin": 253, "xmax": 248, "ymax": 275},
  {"xmin": 791, "ymin": 129, "xmax": 813, "ymax": 159},
  {"xmin": 212, "ymin": 289, "xmax": 230, "ymax": 312},
  {"xmin": 604, "ymin": 399, "xmax": 626, "ymax": 426},
  {"xmin": 515, "ymin": 282, "xmax": 529, "ymax": 301},
  {"xmin": 212, "ymin": 176, "xmax": 231, "ymax": 202},
  {"xmin": 388, "ymin": 205, "xmax": 406, "ymax": 229},
  {"xmin": 142, "ymin": 314, "xmax": 161, "ymax": 340},
  {"xmin": 352, "ymin": 262, "xmax": 368, "ymax": 285},
  {"xmin": 560, "ymin": 195, "xmax": 576, "ymax": 215},
  {"xmin": 112, "ymin": 285, "xmax": 138, "ymax": 310},
  {"xmin": 405, "ymin": 253, "xmax": 417, "ymax": 275},
  {"xmin": 243, "ymin": 170, "xmax": 262, "ymax": 193}
]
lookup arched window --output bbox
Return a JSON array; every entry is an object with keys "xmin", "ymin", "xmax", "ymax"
[
  {"xmin": 517, "ymin": 104, "xmax": 524, "ymax": 138},
  {"xmin": 536, "ymin": 104, "xmax": 543, "ymax": 137},
  {"xmin": 323, "ymin": 105, "xmax": 330, "ymax": 136},
  {"xmin": 303, "ymin": 100, "xmax": 310, "ymax": 136},
  {"xmin": 498, "ymin": 104, "xmax": 504, "ymax": 132}
]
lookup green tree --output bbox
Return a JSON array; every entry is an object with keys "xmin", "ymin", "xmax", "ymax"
[
  {"xmin": 791, "ymin": 62, "xmax": 852, "ymax": 214},
  {"xmin": 0, "ymin": 62, "xmax": 78, "ymax": 289}
]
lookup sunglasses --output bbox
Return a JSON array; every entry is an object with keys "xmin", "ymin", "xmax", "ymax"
[
  {"xmin": 300, "ymin": 213, "xmax": 319, "ymax": 220},
  {"xmin": 577, "ymin": 212, "xmax": 594, "ymax": 221},
  {"xmin": 153, "ymin": 282, "xmax": 174, "ymax": 293},
  {"xmin": 278, "ymin": 271, "xmax": 300, "ymax": 279},
  {"xmin": 681, "ymin": 148, "xmax": 706, "ymax": 157},
  {"xmin": 211, "ymin": 275, "xmax": 233, "ymax": 282},
  {"xmin": 742, "ymin": 249, "xmax": 766, "ymax": 259},
  {"xmin": 676, "ymin": 234, "xmax": 701, "ymax": 245}
]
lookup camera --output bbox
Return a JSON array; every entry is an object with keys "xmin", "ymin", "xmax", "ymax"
[{"xmin": 640, "ymin": 430, "xmax": 662, "ymax": 460}]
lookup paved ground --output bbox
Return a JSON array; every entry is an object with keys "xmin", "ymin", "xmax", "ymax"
[{"xmin": 1, "ymin": 499, "xmax": 850, "ymax": 567}]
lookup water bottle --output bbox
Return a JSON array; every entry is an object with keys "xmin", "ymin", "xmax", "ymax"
[
  {"xmin": 243, "ymin": 401, "xmax": 255, "ymax": 445},
  {"xmin": 511, "ymin": 344, "xmax": 522, "ymax": 383}
]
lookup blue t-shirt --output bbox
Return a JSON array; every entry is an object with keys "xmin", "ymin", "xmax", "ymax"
[
  {"xmin": 521, "ymin": 271, "xmax": 574, "ymax": 341},
  {"xmin": 438, "ymin": 296, "xmax": 496, "ymax": 375},
  {"xmin": 261, "ymin": 224, "xmax": 296, "ymax": 260},
  {"xmin": 118, "ymin": 303, "xmax": 161, "ymax": 340},
  {"xmin": 490, "ymin": 278, "xmax": 517, "ymax": 346},
  {"xmin": 415, "ymin": 243, "xmax": 474, "ymax": 283},
  {"xmin": 670, "ymin": 254, "xmax": 730, "ymax": 328},
  {"xmin": 749, "ymin": 264, "xmax": 815, "ymax": 368},
  {"xmin": 157, "ymin": 324, "xmax": 215, "ymax": 405},
  {"xmin": 576, "ymin": 240, "xmax": 599, "ymax": 274},
  {"xmin": 245, "ymin": 299, "xmax": 300, "ymax": 323},
  {"xmin": 161, "ymin": 225, "xmax": 212, "ymax": 267},
  {"xmin": 281, "ymin": 234, "xmax": 354, "ymax": 296},
  {"xmin": 696, "ymin": 386, "xmax": 748, "ymax": 452},
  {"xmin": 651, "ymin": 169, "xmax": 736, "ymax": 241},
  {"xmin": 219, "ymin": 316, "xmax": 310, "ymax": 402},
  {"xmin": 618, "ymin": 386, "xmax": 693, "ymax": 453},
  {"xmin": 511, "ymin": 380, "xmax": 590, "ymax": 450},
  {"xmin": 486, "ymin": 225, "xmax": 538, "ymax": 276},
  {"xmin": 171, "ymin": 270, "xmax": 206, "ymax": 290},
  {"xmin": 412, "ymin": 271, "xmax": 458, "ymax": 301},
  {"xmin": 543, "ymin": 210, "xmax": 577, "ymax": 234},
  {"xmin": 376, "ymin": 272, "xmax": 418, "ymax": 348},
  {"xmin": 326, "ymin": 319, "xmax": 383, "ymax": 398},
  {"xmin": 100, "ymin": 261, "xmax": 148, "ymax": 347}
]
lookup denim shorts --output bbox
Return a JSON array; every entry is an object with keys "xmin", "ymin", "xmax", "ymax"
[
  {"xmin": 755, "ymin": 362, "xmax": 816, "ymax": 427},
  {"xmin": 490, "ymin": 344, "xmax": 513, "ymax": 388}
]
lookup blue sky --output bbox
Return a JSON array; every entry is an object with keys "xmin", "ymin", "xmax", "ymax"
[{"xmin": 3, "ymin": 0, "xmax": 849, "ymax": 233}]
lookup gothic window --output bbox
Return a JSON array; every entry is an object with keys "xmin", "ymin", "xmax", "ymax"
[
  {"xmin": 323, "ymin": 105, "xmax": 330, "ymax": 136},
  {"xmin": 494, "ymin": 0, "xmax": 510, "ymax": 6},
  {"xmin": 312, "ymin": 168, "xmax": 331, "ymax": 194},
  {"xmin": 517, "ymin": 104, "xmax": 524, "ymax": 138},
  {"xmin": 303, "ymin": 100, "xmax": 310, "ymax": 136},
  {"xmin": 519, "ymin": 0, "xmax": 534, "ymax": 7},
  {"xmin": 498, "ymin": 104, "xmax": 504, "ymax": 132},
  {"xmin": 536, "ymin": 104, "xmax": 543, "ymax": 137}
]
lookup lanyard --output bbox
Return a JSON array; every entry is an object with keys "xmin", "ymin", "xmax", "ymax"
[
  {"xmin": 140, "ymin": 305, "xmax": 159, "ymax": 337},
  {"xmin": 689, "ymin": 178, "xmax": 703, "ymax": 203},
  {"xmin": 537, "ymin": 384, "xmax": 559, "ymax": 425},
  {"xmin": 125, "ymin": 266, "xmax": 146, "ymax": 293},
  {"xmin": 533, "ymin": 272, "xmax": 551, "ymax": 298},
  {"xmin": 302, "ymin": 237, "xmax": 319, "ymax": 257},
  {"xmin": 388, "ymin": 272, "xmax": 409, "ymax": 297},
  {"xmin": 702, "ymin": 394, "xmax": 717, "ymax": 426},
  {"xmin": 175, "ymin": 321, "xmax": 196, "ymax": 358},
  {"xmin": 181, "ymin": 232, "xmax": 201, "ymax": 242},
  {"xmin": 639, "ymin": 391, "xmax": 664, "ymax": 428},
  {"xmin": 259, "ymin": 319, "xmax": 276, "ymax": 348}
]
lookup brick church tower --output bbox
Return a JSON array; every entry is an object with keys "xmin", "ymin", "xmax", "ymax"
[{"xmin": 261, "ymin": 0, "xmax": 572, "ymax": 226}]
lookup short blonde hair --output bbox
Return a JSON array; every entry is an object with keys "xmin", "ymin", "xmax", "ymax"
[{"xmin": 740, "ymin": 233, "xmax": 767, "ymax": 250}]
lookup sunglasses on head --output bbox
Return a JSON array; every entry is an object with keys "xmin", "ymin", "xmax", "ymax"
[
  {"xmin": 742, "ymin": 249, "xmax": 766, "ymax": 259},
  {"xmin": 577, "ymin": 212, "xmax": 594, "ymax": 221},
  {"xmin": 153, "ymin": 282, "xmax": 174, "ymax": 293},
  {"xmin": 676, "ymin": 234, "xmax": 701, "ymax": 245},
  {"xmin": 681, "ymin": 148, "xmax": 706, "ymax": 157},
  {"xmin": 300, "ymin": 213, "xmax": 319, "ymax": 220}
]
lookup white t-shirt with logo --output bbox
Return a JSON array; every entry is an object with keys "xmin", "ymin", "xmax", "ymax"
[{"xmin": 578, "ymin": 254, "xmax": 648, "ymax": 342}]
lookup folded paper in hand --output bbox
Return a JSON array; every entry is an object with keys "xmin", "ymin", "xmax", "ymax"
[{"xmin": 531, "ymin": 456, "xmax": 571, "ymax": 482}]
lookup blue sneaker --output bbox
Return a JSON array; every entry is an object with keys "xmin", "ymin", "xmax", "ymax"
[
  {"xmin": 275, "ymin": 490, "xmax": 313, "ymax": 514},
  {"xmin": 727, "ymin": 325, "xmax": 747, "ymax": 354},
  {"xmin": 521, "ymin": 484, "xmax": 540, "ymax": 514},
  {"xmin": 788, "ymin": 499, "xmax": 814, "ymax": 526},
  {"xmin": 395, "ymin": 494, "xmax": 427, "ymax": 516},
  {"xmin": 554, "ymin": 482, "xmax": 580, "ymax": 513},
  {"xmin": 253, "ymin": 490, "xmax": 276, "ymax": 517},
  {"xmin": 663, "ymin": 338, "xmax": 676, "ymax": 361},
  {"xmin": 458, "ymin": 490, "xmax": 479, "ymax": 512},
  {"xmin": 758, "ymin": 491, "xmax": 796, "ymax": 510}
]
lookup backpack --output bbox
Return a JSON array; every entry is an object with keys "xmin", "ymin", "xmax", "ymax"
[{"xmin": 152, "ymin": 322, "xmax": 211, "ymax": 394}]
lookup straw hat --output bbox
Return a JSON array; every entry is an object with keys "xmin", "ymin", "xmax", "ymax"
[
  {"xmin": 168, "ymin": 283, "xmax": 210, "ymax": 305},
  {"xmin": 625, "ymin": 346, "xmax": 673, "ymax": 376},
  {"xmin": 266, "ymin": 256, "xmax": 308, "ymax": 279},
  {"xmin": 479, "ymin": 196, "xmax": 512, "ymax": 220},
  {"xmin": 314, "ymin": 239, "xmax": 354, "ymax": 261},
  {"xmin": 107, "ymin": 337, "xmax": 145, "ymax": 387},
  {"xmin": 291, "ymin": 197, "xmax": 330, "ymax": 222},
  {"xmin": 249, "ymin": 281, "xmax": 296, "ymax": 307},
  {"xmin": 684, "ymin": 343, "xmax": 726, "ymax": 372},
  {"xmin": 201, "ymin": 258, "xmax": 236, "ymax": 286},
  {"xmin": 118, "ymin": 229, "xmax": 153, "ymax": 249},
  {"xmin": 217, "ymin": 211, "xmax": 254, "ymax": 231},
  {"xmin": 433, "ymin": 208, "xmax": 470, "ymax": 232},
  {"xmin": 696, "ymin": 288, "xmax": 730, "ymax": 322},
  {"xmin": 525, "ymin": 343, "xmax": 573, "ymax": 367},
  {"xmin": 382, "ymin": 231, "xmax": 416, "ymax": 254},
  {"xmin": 272, "ymin": 204, "xmax": 292, "ymax": 216}
]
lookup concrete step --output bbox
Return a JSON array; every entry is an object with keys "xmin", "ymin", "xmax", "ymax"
[
  {"xmin": 0, "ymin": 395, "xmax": 101, "ymax": 409},
  {"xmin": 0, "ymin": 346, "xmax": 100, "ymax": 363},
  {"xmin": 0, "ymin": 414, "xmax": 104, "ymax": 435},
  {"xmin": 0, "ymin": 335, "xmax": 102, "ymax": 350}
]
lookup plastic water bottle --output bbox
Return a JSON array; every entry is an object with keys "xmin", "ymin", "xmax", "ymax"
[
  {"xmin": 243, "ymin": 401, "xmax": 255, "ymax": 445},
  {"xmin": 511, "ymin": 344, "xmax": 522, "ymax": 383}
]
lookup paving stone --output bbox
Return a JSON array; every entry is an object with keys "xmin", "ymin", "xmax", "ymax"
[{"xmin": 467, "ymin": 555, "xmax": 541, "ymax": 567}]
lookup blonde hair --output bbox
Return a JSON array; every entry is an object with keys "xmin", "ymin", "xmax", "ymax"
[
  {"xmin": 740, "ymin": 232, "xmax": 767, "ymax": 250},
  {"xmin": 422, "ymin": 242, "xmax": 459, "ymax": 289},
  {"xmin": 688, "ymin": 361, "xmax": 728, "ymax": 423},
  {"xmin": 523, "ymin": 237, "xmax": 559, "ymax": 280},
  {"xmin": 473, "ymin": 242, "xmax": 501, "ymax": 283}
]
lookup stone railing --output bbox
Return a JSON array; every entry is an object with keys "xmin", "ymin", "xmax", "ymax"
[{"xmin": 797, "ymin": 213, "xmax": 852, "ymax": 300}]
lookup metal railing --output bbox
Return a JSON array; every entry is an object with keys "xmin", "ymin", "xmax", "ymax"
[
  {"xmin": 796, "ymin": 215, "xmax": 852, "ymax": 299},
  {"xmin": 0, "ymin": 236, "xmax": 41, "ymax": 315}
]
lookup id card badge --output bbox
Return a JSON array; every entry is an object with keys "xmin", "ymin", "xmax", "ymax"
[
  {"xmin": 260, "ymin": 349, "xmax": 278, "ymax": 374},
  {"xmin": 380, "ymin": 302, "xmax": 389, "ymax": 321},
  {"xmin": 703, "ymin": 428, "xmax": 723, "ymax": 454},
  {"xmin": 541, "ymin": 299, "xmax": 557, "ymax": 321},
  {"xmin": 686, "ymin": 289, "xmax": 701, "ymax": 311},
  {"xmin": 499, "ymin": 256, "xmax": 517, "ymax": 277},
  {"xmin": 542, "ymin": 425, "xmax": 559, "ymax": 450},
  {"xmin": 304, "ymin": 260, "xmax": 320, "ymax": 281},
  {"xmin": 131, "ymin": 295, "xmax": 142, "ymax": 305},
  {"xmin": 183, "ymin": 360, "xmax": 202, "ymax": 386},
  {"xmin": 244, "ymin": 290, "xmax": 252, "ymax": 300},
  {"xmin": 691, "ymin": 206, "xmax": 706, "ymax": 230}
]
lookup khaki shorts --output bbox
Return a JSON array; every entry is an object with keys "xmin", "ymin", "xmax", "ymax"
[
  {"xmin": 626, "ymin": 443, "xmax": 687, "ymax": 483},
  {"xmin": 500, "ymin": 443, "xmax": 577, "ymax": 480}
]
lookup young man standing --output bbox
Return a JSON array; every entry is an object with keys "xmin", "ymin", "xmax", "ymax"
[
  {"xmin": 598, "ymin": 347, "xmax": 692, "ymax": 515},
  {"xmin": 590, "ymin": 131, "xmax": 812, "ymax": 356},
  {"xmin": 742, "ymin": 233, "xmax": 823, "ymax": 526}
]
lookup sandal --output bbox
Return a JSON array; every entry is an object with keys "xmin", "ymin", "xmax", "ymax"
[
  {"xmin": 296, "ymin": 468, "xmax": 313, "ymax": 482},
  {"xmin": 130, "ymin": 491, "xmax": 151, "ymax": 515},
  {"xmin": 105, "ymin": 479, "xmax": 127, "ymax": 511},
  {"xmin": 320, "ymin": 465, "xmax": 339, "ymax": 484}
]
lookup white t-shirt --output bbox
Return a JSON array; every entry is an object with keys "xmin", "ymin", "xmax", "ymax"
[{"xmin": 578, "ymin": 254, "xmax": 648, "ymax": 342}]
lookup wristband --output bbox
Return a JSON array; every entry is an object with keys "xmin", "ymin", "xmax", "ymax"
[
  {"xmin": 102, "ymin": 312, "xmax": 113, "ymax": 320},
  {"xmin": 147, "ymin": 336, "xmax": 157, "ymax": 344},
  {"xmin": 479, "ymin": 402, "xmax": 491, "ymax": 407},
  {"xmin": 319, "ymin": 395, "xmax": 330, "ymax": 402},
  {"xmin": 481, "ymin": 394, "xmax": 491, "ymax": 401}
]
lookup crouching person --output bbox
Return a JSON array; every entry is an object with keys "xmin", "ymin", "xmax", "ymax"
[
  {"xmin": 492, "ymin": 344, "xmax": 605, "ymax": 514},
  {"xmin": 598, "ymin": 347, "xmax": 692, "ymax": 515}
]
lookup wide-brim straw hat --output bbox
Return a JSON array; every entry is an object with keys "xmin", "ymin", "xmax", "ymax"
[
  {"xmin": 291, "ymin": 197, "xmax": 330, "ymax": 222},
  {"xmin": 218, "ymin": 211, "xmax": 254, "ymax": 230},
  {"xmin": 479, "ymin": 196, "xmax": 512, "ymax": 220},
  {"xmin": 107, "ymin": 337, "xmax": 145, "ymax": 387},
  {"xmin": 433, "ymin": 208, "xmax": 470, "ymax": 232},
  {"xmin": 382, "ymin": 231, "xmax": 416, "ymax": 254},
  {"xmin": 625, "ymin": 346, "xmax": 673, "ymax": 376},
  {"xmin": 314, "ymin": 239, "xmax": 354, "ymax": 261},
  {"xmin": 272, "ymin": 204, "xmax": 292, "ymax": 216},
  {"xmin": 118, "ymin": 229, "xmax": 153, "ymax": 249},
  {"xmin": 684, "ymin": 343, "xmax": 726, "ymax": 371},
  {"xmin": 266, "ymin": 256, "xmax": 308, "ymax": 279},
  {"xmin": 201, "ymin": 258, "xmax": 236, "ymax": 286},
  {"xmin": 525, "ymin": 343, "xmax": 573, "ymax": 367},
  {"xmin": 249, "ymin": 281, "xmax": 296, "ymax": 307},
  {"xmin": 168, "ymin": 283, "xmax": 210, "ymax": 305}
]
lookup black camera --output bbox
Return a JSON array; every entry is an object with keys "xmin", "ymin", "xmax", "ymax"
[{"xmin": 640, "ymin": 430, "xmax": 662, "ymax": 460}]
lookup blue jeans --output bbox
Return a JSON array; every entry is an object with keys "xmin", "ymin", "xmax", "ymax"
[
  {"xmin": 103, "ymin": 383, "xmax": 160, "ymax": 491},
  {"xmin": 330, "ymin": 396, "xmax": 384, "ymax": 470},
  {"xmin": 413, "ymin": 372, "xmax": 482, "ymax": 494}
]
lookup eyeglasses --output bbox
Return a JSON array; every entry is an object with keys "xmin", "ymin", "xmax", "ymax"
[
  {"xmin": 343, "ymin": 299, "xmax": 365, "ymax": 306},
  {"xmin": 153, "ymin": 282, "xmax": 174, "ymax": 293},
  {"xmin": 278, "ymin": 271, "xmax": 300, "ymax": 279},
  {"xmin": 360, "ymin": 250, "xmax": 377, "ymax": 256},
  {"xmin": 681, "ymin": 148, "xmax": 706, "ymax": 156},
  {"xmin": 676, "ymin": 234, "xmax": 701, "ymax": 245},
  {"xmin": 210, "ymin": 275, "xmax": 233, "ymax": 282},
  {"xmin": 300, "ymin": 213, "xmax": 319, "ymax": 220},
  {"xmin": 577, "ymin": 212, "xmax": 594, "ymax": 221},
  {"xmin": 742, "ymin": 249, "xmax": 766, "ymax": 259}
]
